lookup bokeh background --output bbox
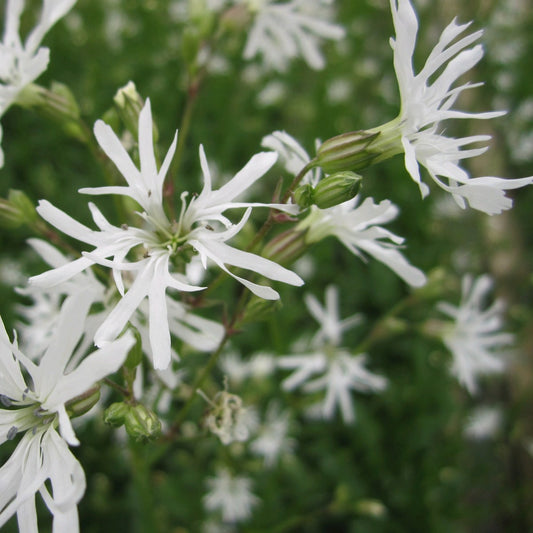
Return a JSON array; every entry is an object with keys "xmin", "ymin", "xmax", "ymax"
[{"xmin": 1, "ymin": 0, "xmax": 533, "ymax": 531}]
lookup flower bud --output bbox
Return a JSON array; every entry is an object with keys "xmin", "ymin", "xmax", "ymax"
[
  {"xmin": 313, "ymin": 171, "xmax": 362, "ymax": 209},
  {"xmin": 262, "ymin": 228, "xmax": 308, "ymax": 266},
  {"xmin": 293, "ymin": 184, "xmax": 314, "ymax": 210},
  {"xmin": 113, "ymin": 81, "xmax": 151, "ymax": 140},
  {"xmin": 16, "ymin": 82, "xmax": 87, "ymax": 141},
  {"xmin": 316, "ymin": 131, "xmax": 381, "ymax": 174},
  {"xmin": 0, "ymin": 189, "xmax": 38, "ymax": 228},
  {"xmin": 237, "ymin": 294, "xmax": 282, "ymax": 326},
  {"xmin": 124, "ymin": 404, "xmax": 162, "ymax": 442},
  {"xmin": 66, "ymin": 385, "xmax": 101, "ymax": 418},
  {"xmin": 103, "ymin": 402, "xmax": 130, "ymax": 427}
]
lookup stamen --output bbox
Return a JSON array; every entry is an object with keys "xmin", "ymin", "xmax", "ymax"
[
  {"xmin": 7, "ymin": 426, "xmax": 18, "ymax": 440},
  {"xmin": 0, "ymin": 394, "xmax": 12, "ymax": 407}
]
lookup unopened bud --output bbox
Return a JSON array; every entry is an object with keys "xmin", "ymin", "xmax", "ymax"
[
  {"xmin": 313, "ymin": 171, "xmax": 362, "ymax": 209},
  {"xmin": 124, "ymin": 404, "xmax": 162, "ymax": 442},
  {"xmin": 0, "ymin": 190, "xmax": 37, "ymax": 228},
  {"xmin": 316, "ymin": 131, "xmax": 380, "ymax": 174},
  {"xmin": 16, "ymin": 82, "xmax": 86, "ymax": 141},
  {"xmin": 238, "ymin": 294, "xmax": 282, "ymax": 325},
  {"xmin": 113, "ymin": 81, "xmax": 154, "ymax": 141},
  {"xmin": 262, "ymin": 229, "xmax": 308, "ymax": 265},
  {"xmin": 66, "ymin": 385, "xmax": 101, "ymax": 418},
  {"xmin": 293, "ymin": 184, "xmax": 314, "ymax": 210},
  {"xmin": 103, "ymin": 402, "xmax": 130, "ymax": 427}
]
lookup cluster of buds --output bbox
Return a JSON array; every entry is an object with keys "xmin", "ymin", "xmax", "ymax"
[{"xmin": 104, "ymin": 401, "xmax": 162, "ymax": 442}]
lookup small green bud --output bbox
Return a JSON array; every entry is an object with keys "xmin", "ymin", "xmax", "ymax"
[
  {"xmin": 0, "ymin": 190, "xmax": 37, "ymax": 228},
  {"xmin": 66, "ymin": 385, "xmax": 101, "ymax": 418},
  {"xmin": 238, "ymin": 294, "xmax": 282, "ymax": 326},
  {"xmin": 313, "ymin": 171, "xmax": 362, "ymax": 209},
  {"xmin": 124, "ymin": 404, "xmax": 162, "ymax": 442},
  {"xmin": 113, "ymin": 81, "xmax": 150, "ymax": 140},
  {"xmin": 188, "ymin": 0, "xmax": 216, "ymax": 38},
  {"xmin": 262, "ymin": 228, "xmax": 308, "ymax": 266},
  {"xmin": 293, "ymin": 184, "xmax": 314, "ymax": 210},
  {"xmin": 15, "ymin": 82, "xmax": 86, "ymax": 141},
  {"xmin": 316, "ymin": 131, "xmax": 381, "ymax": 174},
  {"xmin": 103, "ymin": 402, "xmax": 130, "ymax": 428}
]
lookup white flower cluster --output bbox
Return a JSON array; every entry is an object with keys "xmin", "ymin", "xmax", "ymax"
[{"xmin": 0, "ymin": 0, "xmax": 525, "ymax": 530}]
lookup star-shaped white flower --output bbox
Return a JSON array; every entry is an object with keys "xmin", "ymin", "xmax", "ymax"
[
  {"xmin": 250, "ymin": 402, "xmax": 294, "ymax": 466},
  {"xmin": 0, "ymin": 290, "xmax": 134, "ymax": 531},
  {"xmin": 298, "ymin": 196, "xmax": 426, "ymax": 287},
  {"xmin": 278, "ymin": 285, "xmax": 387, "ymax": 424},
  {"xmin": 243, "ymin": 0, "xmax": 345, "ymax": 72},
  {"xmin": 204, "ymin": 468, "xmax": 259, "ymax": 524},
  {"xmin": 437, "ymin": 274, "xmax": 513, "ymax": 394},
  {"xmin": 388, "ymin": 0, "xmax": 533, "ymax": 214},
  {"xmin": 29, "ymin": 99, "xmax": 303, "ymax": 369},
  {"xmin": 0, "ymin": 0, "xmax": 77, "ymax": 166}
]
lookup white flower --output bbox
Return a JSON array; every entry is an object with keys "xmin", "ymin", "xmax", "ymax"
[
  {"xmin": 278, "ymin": 285, "xmax": 387, "ymax": 424},
  {"xmin": 29, "ymin": 99, "xmax": 303, "ymax": 369},
  {"xmin": 204, "ymin": 468, "xmax": 259, "ymax": 523},
  {"xmin": 437, "ymin": 274, "xmax": 513, "ymax": 394},
  {"xmin": 0, "ymin": 0, "xmax": 77, "ymax": 166},
  {"xmin": 243, "ymin": 0, "xmax": 345, "ymax": 72},
  {"xmin": 279, "ymin": 350, "xmax": 387, "ymax": 424},
  {"xmin": 464, "ymin": 406, "xmax": 502, "ymax": 440},
  {"xmin": 305, "ymin": 285, "xmax": 363, "ymax": 347},
  {"xmin": 0, "ymin": 290, "xmax": 134, "ymax": 531},
  {"xmin": 388, "ymin": 0, "xmax": 533, "ymax": 214},
  {"xmin": 16, "ymin": 238, "xmax": 105, "ymax": 358},
  {"xmin": 251, "ymin": 402, "xmax": 294, "ymax": 466},
  {"xmin": 298, "ymin": 197, "xmax": 426, "ymax": 287}
]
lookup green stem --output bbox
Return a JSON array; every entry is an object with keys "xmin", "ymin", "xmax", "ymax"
[
  {"xmin": 173, "ymin": 331, "xmax": 230, "ymax": 429},
  {"xmin": 129, "ymin": 441, "xmax": 162, "ymax": 533}
]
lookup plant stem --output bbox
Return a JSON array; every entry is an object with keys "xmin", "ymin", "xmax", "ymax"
[{"xmin": 172, "ymin": 331, "xmax": 230, "ymax": 429}]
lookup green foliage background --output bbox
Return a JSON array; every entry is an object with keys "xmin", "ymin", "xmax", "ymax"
[{"xmin": 1, "ymin": 0, "xmax": 533, "ymax": 531}]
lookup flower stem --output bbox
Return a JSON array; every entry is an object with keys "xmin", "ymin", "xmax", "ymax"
[{"xmin": 172, "ymin": 331, "xmax": 230, "ymax": 429}]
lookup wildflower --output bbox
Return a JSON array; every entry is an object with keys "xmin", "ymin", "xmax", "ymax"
[
  {"xmin": 243, "ymin": 0, "xmax": 345, "ymax": 72},
  {"xmin": 437, "ymin": 274, "xmax": 513, "ymax": 393},
  {"xmin": 29, "ymin": 99, "xmax": 302, "ymax": 369},
  {"xmin": 204, "ymin": 468, "xmax": 259, "ymax": 523},
  {"xmin": 0, "ymin": 290, "xmax": 134, "ymax": 531},
  {"xmin": 280, "ymin": 350, "xmax": 387, "ymax": 424},
  {"xmin": 278, "ymin": 286, "xmax": 387, "ymax": 424},
  {"xmin": 298, "ymin": 197, "xmax": 426, "ymax": 287},
  {"xmin": 305, "ymin": 284, "xmax": 363, "ymax": 347},
  {"xmin": 251, "ymin": 402, "xmax": 294, "ymax": 466},
  {"xmin": 0, "ymin": 0, "xmax": 77, "ymax": 166},
  {"xmin": 387, "ymin": 0, "xmax": 532, "ymax": 213}
]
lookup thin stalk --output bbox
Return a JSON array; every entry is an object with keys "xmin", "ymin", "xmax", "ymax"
[{"xmin": 172, "ymin": 331, "xmax": 230, "ymax": 429}]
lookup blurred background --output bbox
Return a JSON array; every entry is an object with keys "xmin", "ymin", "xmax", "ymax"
[{"xmin": 1, "ymin": 0, "xmax": 532, "ymax": 531}]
